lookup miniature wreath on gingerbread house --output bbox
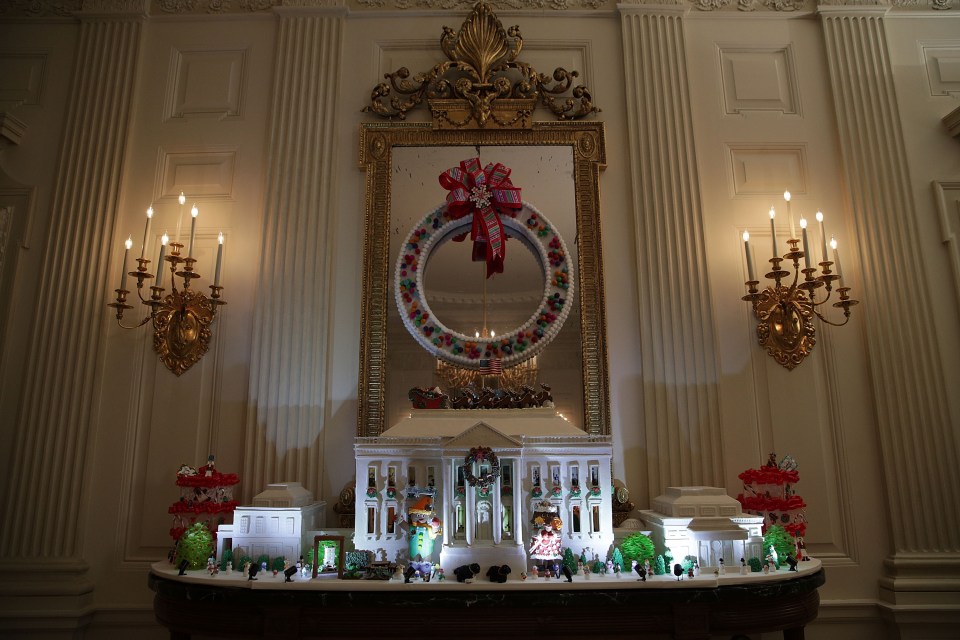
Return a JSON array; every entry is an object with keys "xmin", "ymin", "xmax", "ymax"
[
  {"xmin": 394, "ymin": 161, "xmax": 574, "ymax": 369},
  {"xmin": 462, "ymin": 446, "xmax": 501, "ymax": 490}
]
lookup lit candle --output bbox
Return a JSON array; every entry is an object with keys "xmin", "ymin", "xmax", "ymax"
[
  {"xmin": 214, "ymin": 232, "xmax": 224, "ymax": 286},
  {"xmin": 140, "ymin": 206, "xmax": 153, "ymax": 259},
  {"xmin": 156, "ymin": 232, "xmax": 168, "ymax": 290},
  {"xmin": 742, "ymin": 230, "xmax": 756, "ymax": 281},
  {"xmin": 816, "ymin": 210, "xmax": 827, "ymax": 263},
  {"xmin": 176, "ymin": 192, "xmax": 186, "ymax": 244},
  {"xmin": 769, "ymin": 207, "xmax": 778, "ymax": 258},
  {"xmin": 120, "ymin": 236, "xmax": 132, "ymax": 291},
  {"xmin": 831, "ymin": 237, "xmax": 844, "ymax": 288},
  {"xmin": 799, "ymin": 218, "xmax": 811, "ymax": 269},
  {"xmin": 188, "ymin": 203, "xmax": 199, "ymax": 257},
  {"xmin": 784, "ymin": 191, "xmax": 795, "ymax": 239}
]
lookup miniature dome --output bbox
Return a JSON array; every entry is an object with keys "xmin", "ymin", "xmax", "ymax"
[{"xmin": 617, "ymin": 518, "xmax": 645, "ymax": 531}]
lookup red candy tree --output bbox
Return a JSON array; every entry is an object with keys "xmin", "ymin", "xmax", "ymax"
[{"xmin": 736, "ymin": 453, "xmax": 807, "ymax": 542}]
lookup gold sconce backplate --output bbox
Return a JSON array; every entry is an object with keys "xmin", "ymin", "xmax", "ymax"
[
  {"xmin": 753, "ymin": 286, "xmax": 816, "ymax": 370},
  {"xmin": 152, "ymin": 288, "xmax": 216, "ymax": 376}
]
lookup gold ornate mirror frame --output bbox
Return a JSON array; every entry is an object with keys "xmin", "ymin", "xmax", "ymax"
[{"xmin": 357, "ymin": 122, "xmax": 609, "ymax": 437}]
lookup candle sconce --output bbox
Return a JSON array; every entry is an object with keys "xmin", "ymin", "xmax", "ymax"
[
  {"xmin": 742, "ymin": 196, "xmax": 858, "ymax": 370},
  {"xmin": 108, "ymin": 224, "xmax": 226, "ymax": 376}
]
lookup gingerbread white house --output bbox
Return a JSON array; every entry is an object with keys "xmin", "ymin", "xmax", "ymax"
[
  {"xmin": 638, "ymin": 486, "xmax": 764, "ymax": 570},
  {"xmin": 216, "ymin": 482, "xmax": 326, "ymax": 562},
  {"xmin": 353, "ymin": 409, "xmax": 614, "ymax": 572}
]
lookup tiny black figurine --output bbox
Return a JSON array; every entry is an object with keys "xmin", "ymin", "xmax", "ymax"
[
  {"xmin": 673, "ymin": 563, "xmax": 684, "ymax": 581},
  {"xmin": 248, "ymin": 563, "xmax": 259, "ymax": 581},
  {"xmin": 561, "ymin": 565, "xmax": 573, "ymax": 582},
  {"xmin": 453, "ymin": 563, "xmax": 481, "ymax": 583},
  {"xmin": 786, "ymin": 555, "xmax": 798, "ymax": 572},
  {"xmin": 177, "ymin": 559, "xmax": 189, "ymax": 576},
  {"xmin": 486, "ymin": 564, "xmax": 511, "ymax": 583},
  {"xmin": 284, "ymin": 565, "xmax": 298, "ymax": 582},
  {"xmin": 634, "ymin": 562, "xmax": 646, "ymax": 581}
]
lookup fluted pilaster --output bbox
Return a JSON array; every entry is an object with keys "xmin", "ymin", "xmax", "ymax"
[
  {"xmin": 819, "ymin": 3, "xmax": 960, "ymax": 589},
  {"xmin": 243, "ymin": 2, "xmax": 345, "ymax": 499},
  {"xmin": 0, "ymin": 8, "xmax": 144, "ymax": 561},
  {"xmin": 619, "ymin": 2, "xmax": 725, "ymax": 497}
]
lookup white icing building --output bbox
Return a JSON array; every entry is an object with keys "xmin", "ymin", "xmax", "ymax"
[
  {"xmin": 353, "ymin": 408, "xmax": 614, "ymax": 572},
  {"xmin": 216, "ymin": 482, "xmax": 326, "ymax": 563},
  {"xmin": 638, "ymin": 486, "xmax": 764, "ymax": 570}
]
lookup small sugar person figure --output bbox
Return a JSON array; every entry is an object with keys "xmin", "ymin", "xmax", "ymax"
[
  {"xmin": 718, "ymin": 558, "xmax": 725, "ymax": 575},
  {"xmin": 740, "ymin": 557, "xmax": 749, "ymax": 575}
]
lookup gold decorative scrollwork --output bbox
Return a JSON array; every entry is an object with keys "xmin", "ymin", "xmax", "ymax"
[
  {"xmin": 153, "ymin": 288, "xmax": 216, "ymax": 376},
  {"xmin": 364, "ymin": 1, "xmax": 599, "ymax": 128},
  {"xmin": 753, "ymin": 286, "xmax": 816, "ymax": 370}
]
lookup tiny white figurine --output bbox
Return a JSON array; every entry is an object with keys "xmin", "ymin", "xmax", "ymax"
[
  {"xmin": 226, "ymin": 561, "xmax": 233, "ymax": 575},
  {"xmin": 740, "ymin": 558, "xmax": 749, "ymax": 575}
]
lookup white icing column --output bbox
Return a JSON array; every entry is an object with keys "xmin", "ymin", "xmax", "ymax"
[
  {"xmin": 818, "ymin": 4, "xmax": 960, "ymax": 602},
  {"xmin": 242, "ymin": 1, "xmax": 345, "ymax": 499},
  {"xmin": 0, "ymin": 0, "xmax": 144, "ymax": 614},
  {"xmin": 441, "ymin": 459, "xmax": 452, "ymax": 546},
  {"xmin": 619, "ymin": 1, "xmax": 725, "ymax": 495},
  {"xmin": 492, "ymin": 476, "xmax": 502, "ymax": 545}
]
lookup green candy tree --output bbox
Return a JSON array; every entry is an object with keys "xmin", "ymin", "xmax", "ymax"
[
  {"xmin": 763, "ymin": 524, "xmax": 795, "ymax": 568},
  {"xmin": 174, "ymin": 522, "xmax": 213, "ymax": 570},
  {"xmin": 620, "ymin": 532, "xmax": 656, "ymax": 566}
]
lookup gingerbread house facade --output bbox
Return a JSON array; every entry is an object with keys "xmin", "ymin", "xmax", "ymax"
[{"xmin": 353, "ymin": 409, "xmax": 614, "ymax": 572}]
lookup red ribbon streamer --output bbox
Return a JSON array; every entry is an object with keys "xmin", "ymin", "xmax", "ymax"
[{"xmin": 439, "ymin": 158, "xmax": 522, "ymax": 277}]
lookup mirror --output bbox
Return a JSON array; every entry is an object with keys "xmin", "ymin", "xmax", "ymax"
[{"xmin": 358, "ymin": 122, "xmax": 609, "ymax": 437}]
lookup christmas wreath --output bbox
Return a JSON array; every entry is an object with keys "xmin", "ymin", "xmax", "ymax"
[
  {"xmin": 395, "ymin": 198, "xmax": 574, "ymax": 369},
  {"xmin": 462, "ymin": 446, "xmax": 501, "ymax": 490}
]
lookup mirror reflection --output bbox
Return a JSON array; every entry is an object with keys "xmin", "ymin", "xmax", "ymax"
[{"xmin": 424, "ymin": 228, "xmax": 544, "ymax": 338}]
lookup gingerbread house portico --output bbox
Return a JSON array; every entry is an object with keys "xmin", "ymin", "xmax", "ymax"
[{"xmin": 354, "ymin": 409, "xmax": 614, "ymax": 572}]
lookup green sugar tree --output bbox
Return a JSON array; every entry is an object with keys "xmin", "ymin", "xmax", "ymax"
[
  {"xmin": 174, "ymin": 522, "xmax": 214, "ymax": 570},
  {"xmin": 218, "ymin": 548, "xmax": 233, "ymax": 572},
  {"xmin": 611, "ymin": 547, "xmax": 625, "ymax": 573},
  {"xmin": 562, "ymin": 548, "xmax": 579, "ymax": 575},
  {"xmin": 654, "ymin": 554, "xmax": 666, "ymax": 575},
  {"xmin": 620, "ymin": 532, "xmax": 656, "ymax": 567}
]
